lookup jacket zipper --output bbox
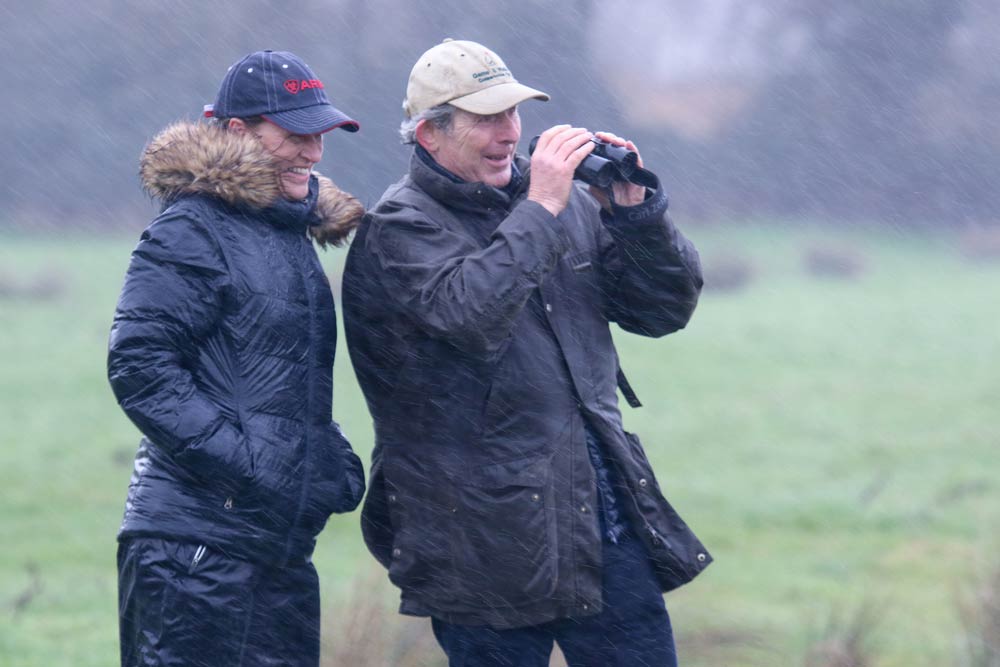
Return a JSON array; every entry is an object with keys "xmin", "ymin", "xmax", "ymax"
[
  {"xmin": 283, "ymin": 233, "xmax": 318, "ymax": 564},
  {"xmin": 189, "ymin": 545, "xmax": 207, "ymax": 573}
]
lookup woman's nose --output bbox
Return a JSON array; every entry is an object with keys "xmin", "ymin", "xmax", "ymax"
[{"xmin": 301, "ymin": 134, "xmax": 323, "ymax": 161}]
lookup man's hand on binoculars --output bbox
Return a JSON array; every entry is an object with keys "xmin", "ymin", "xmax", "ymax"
[
  {"xmin": 527, "ymin": 125, "xmax": 595, "ymax": 217},
  {"xmin": 589, "ymin": 132, "xmax": 646, "ymax": 211}
]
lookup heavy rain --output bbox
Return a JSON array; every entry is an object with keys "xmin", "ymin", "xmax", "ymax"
[{"xmin": 1, "ymin": 0, "xmax": 998, "ymax": 665}]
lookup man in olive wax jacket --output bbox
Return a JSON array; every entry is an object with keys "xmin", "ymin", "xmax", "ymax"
[{"xmin": 343, "ymin": 38, "xmax": 711, "ymax": 667}]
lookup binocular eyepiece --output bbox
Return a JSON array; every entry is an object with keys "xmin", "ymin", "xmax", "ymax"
[{"xmin": 528, "ymin": 135, "xmax": 639, "ymax": 188}]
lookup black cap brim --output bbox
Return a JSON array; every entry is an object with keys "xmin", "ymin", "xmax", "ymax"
[{"xmin": 264, "ymin": 103, "xmax": 360, "ymax": 134}]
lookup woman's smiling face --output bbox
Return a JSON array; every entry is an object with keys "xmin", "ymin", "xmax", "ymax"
[{"xmin": 230, "ymin": 118, "xmax": 323, "ymax": 200}]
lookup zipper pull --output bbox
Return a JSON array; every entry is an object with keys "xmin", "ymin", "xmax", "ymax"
[{"xmin": 189, "ymin": 545, "xmax": 207, "ymax": 573}]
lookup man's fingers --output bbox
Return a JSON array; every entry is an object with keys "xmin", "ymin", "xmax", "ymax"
[
  {"xmin": 594, "ymin": 131, "xmax": 644, "ymax": 168},
  {"xmin": 565, "ymin": 135, "xmax": 596, "ymax": 168},
  {"xmin": 532, "ymin": 124, "xmax": 571, "ymax": 153},
  {"xmin": 550, "ymin": 129, "xmax": 594, "ymax": 158},
  {"xmin": 536, "ymin": 125, "xmax": 592, "ymax": 161},
  {"xmin": 528, "ymin": 126, "xmax": 595, "ymax": 217}
]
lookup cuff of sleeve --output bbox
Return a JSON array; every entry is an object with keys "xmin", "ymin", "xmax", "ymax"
[{"xmin": 607, "ymin": 172, "xmax": 669, "ymax": 227}]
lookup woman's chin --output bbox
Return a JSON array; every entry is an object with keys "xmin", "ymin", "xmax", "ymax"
[{"xmin": 280, "ymin": 175, "xmax": 311, "ymax": 201}]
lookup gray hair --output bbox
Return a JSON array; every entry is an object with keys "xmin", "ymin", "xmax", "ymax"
[{"xmin": 399, "ymin": 104, "xmax": 456, "ymax": 144}]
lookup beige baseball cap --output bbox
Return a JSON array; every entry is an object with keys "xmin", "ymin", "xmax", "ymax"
[{"xmin": 402, "ymin": 38, "xmax": 550, "ymax": 118}]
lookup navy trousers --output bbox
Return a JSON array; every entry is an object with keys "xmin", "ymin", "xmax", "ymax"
[
  {"xmin": 432, "ymin": 530, "xmax": 678, "ymax": 667},
  {"xmin": 118, "ymin": 537, "xmax": 321, "ymax": 667}
]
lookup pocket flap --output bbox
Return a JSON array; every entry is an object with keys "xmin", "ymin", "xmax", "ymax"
[{"xmin": 464, "ymin": 455, "xmax": 549, "ymax": 489}]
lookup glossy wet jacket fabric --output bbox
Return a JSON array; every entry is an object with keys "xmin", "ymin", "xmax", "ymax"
[
  {"xmin": 431, "ymin": 529, "xmax": 678, "ymax": 666},
  {"xmin": 118, "ymin": 537, "xmax": 322, "ymax": 667},
  {"xmin": 344, "ymin": 149, "xmax": 713, "ymax": 629},
  {"xmin": 109, "ymin": 122, "xmax": 366, "ymax": 568}
]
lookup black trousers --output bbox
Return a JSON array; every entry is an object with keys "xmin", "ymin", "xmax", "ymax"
[
  {"xmin": 432, "ymin": 530, "xmax": 677, "ymax": 667},
  {"xmin": 118, "ymin": 537, "xmax": 321, "ymax": 667}
]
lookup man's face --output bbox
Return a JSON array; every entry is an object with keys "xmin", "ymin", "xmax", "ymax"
[{"xmin": 431, "ymin": 107, "xmax": 521, "ymax": 188}]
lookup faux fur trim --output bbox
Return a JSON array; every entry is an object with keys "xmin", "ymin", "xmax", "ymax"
[
  {"xmin": 140, "ymin": 122, "xmax": 280, "ymax": 209},
  {"xmin": 140, "ymin": 122, "xmax": 363, "ymax": 246},
  {"xmin": 311, "ymin": 175, "xmax": 364, "ymax": 248}
]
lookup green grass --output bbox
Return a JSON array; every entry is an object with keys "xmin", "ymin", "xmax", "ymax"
[{"xmin": 1, "ymin": 222, "xmax": 997, "ymax": 666}]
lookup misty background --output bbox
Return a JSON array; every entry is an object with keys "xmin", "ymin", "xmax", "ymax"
[
  {"xmin": 2, "ymin": 1, "xmax": 999, "ymax": 665},
  {"xmin": 4, "ymin": 0, "xmax": 1000, "ymax": 230}
]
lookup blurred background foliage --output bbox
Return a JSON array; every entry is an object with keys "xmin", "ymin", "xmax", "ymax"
[{"xmin": 3, "ymin": 0, "xmax": 1000, "ymax": 230}]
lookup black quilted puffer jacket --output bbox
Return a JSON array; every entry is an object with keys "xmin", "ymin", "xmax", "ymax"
[{"xmin": 108, "ymin": 122, "xmax": 365, "ymax": 565}]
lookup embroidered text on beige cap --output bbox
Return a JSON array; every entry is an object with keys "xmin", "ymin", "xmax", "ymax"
[{"xmin": 402, "ymin": 38, "xmax": 550, "ymax": 118}]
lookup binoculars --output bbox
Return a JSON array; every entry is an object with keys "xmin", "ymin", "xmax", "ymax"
[{"xmin": 528, "ymin": 135, "xmax": 639, "ymax": 188}]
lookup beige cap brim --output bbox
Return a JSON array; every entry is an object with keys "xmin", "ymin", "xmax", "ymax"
[{"xmin": 448, "ymin": 81, "xmax": 550, "ymax": 115}]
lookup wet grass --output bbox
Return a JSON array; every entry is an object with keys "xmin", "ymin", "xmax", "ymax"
[{"xmin": 0, "ymin": 222, "xmax": 997, "ymax": 666}]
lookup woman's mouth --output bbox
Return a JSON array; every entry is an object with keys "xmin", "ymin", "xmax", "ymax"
[{"xmin": 283, "ymin": 167, "xmax": 312, "ymax": 181}]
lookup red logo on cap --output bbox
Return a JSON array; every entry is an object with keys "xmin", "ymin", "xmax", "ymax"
[{"xmin": 284, "ymin": 79, "xmax": 324, "ymax": 95}]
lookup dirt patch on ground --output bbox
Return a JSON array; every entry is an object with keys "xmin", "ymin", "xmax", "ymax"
[
  {"xmin": 0, "ymin": 269, "xmax": 69, "ymax": 300},
  {"xmin": 803, "ymin": 244, "xmax": 867, "ymax": 279}
]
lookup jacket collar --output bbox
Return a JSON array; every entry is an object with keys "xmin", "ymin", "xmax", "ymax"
[
  {"xmin": 140, "ymin": 121, "xmax": 363, "ymax": 246},
  {"xmin": 257, "ymin": 178, "xmax": 321, "ymax": 232},
  {"xmin": 409, "ymin": 146, "xmax": 531, "ymax": 217}
]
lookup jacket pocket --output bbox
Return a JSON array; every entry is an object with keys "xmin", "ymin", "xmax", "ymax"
[
  {"xmin": 187, "ymin": 544, "xmax": 208, "ymax": 574},
  {"xmin": 176, "ymin": 419, "xmax": 256, "ymax": 497},
  {"xmin": 302, "ymin": 423, "xmax": 366, "ymax": 532},
  {"xmin": 381, "ymin": 455, "xmax": 458, "ymax": 602},
  {"xmin": 234, "ymin": 415, "xmax": 308, "ymax": 535},
  {"xmin": 563, "ymin": 250, "xmax": 595, "ymax": 273},
  {"xmin": 623, "ymin": 432, "xmax": 713, "ymax": 591},
  {"xmin": 451, "ymin": 455, "xmax": 558, "ymax": 606},
  {"xmin": 360, "ymin": 449, "xmax": 394, "ymax": 569},
  {"xmin": 623, "ymin": 431, "xmax": 668, "ymax": 506}
]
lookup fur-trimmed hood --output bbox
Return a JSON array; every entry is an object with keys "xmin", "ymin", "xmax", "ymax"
[{"xmin": 140, "ymin": 121, "xmax": 363, "ymax": 247}]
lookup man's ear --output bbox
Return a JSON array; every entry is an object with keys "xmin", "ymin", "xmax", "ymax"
[
  {"xmin": 415, "ymin": 119, "xmax": 438, "ymax": 154},
  {"xmin": 227, "ymin": 118, "xmax": 249, "ymax": 135}
]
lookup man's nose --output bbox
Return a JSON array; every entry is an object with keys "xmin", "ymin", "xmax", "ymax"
[{"xmin": 496, "ymin": 115, "xmax": 520, "ymax": 142}]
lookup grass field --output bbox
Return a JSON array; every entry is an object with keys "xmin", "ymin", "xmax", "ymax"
[{"xmin": 1, "ymin": 222, "xmax": 997, "ymax": 666}]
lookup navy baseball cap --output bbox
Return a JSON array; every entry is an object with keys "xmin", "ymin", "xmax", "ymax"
[{"xmin": 204, "ymin": 50, "xmax": 359, "ymax": 134}]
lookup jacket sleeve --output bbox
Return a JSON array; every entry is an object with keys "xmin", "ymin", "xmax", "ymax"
[
  {"xmin": 366, "ymin": 198, "xmax": 569, "ymax": 356},
  {"xmin": 318, "ymin": 422, "xmax": 366, "ymax": 515},
  {"xmin": 107, "ymin": 211, "xmax": 254, "ymax": 493},
  {"xmin": 596, "ymin": 179, "xmax": 703, "ymax": 337}
]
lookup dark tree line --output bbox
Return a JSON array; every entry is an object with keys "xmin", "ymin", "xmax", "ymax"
[
  {"xmin": 2, "ymin": 0, "xmax": 997, "ymax": 230},
  {"xmin": 708, "ymin": 0, "xmax": 986, "ymax": 224}
]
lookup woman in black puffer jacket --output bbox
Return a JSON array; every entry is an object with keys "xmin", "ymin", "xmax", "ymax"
[{"xmin": 108, "ymin": 50, "xmax": 365, "ymax": 667}]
